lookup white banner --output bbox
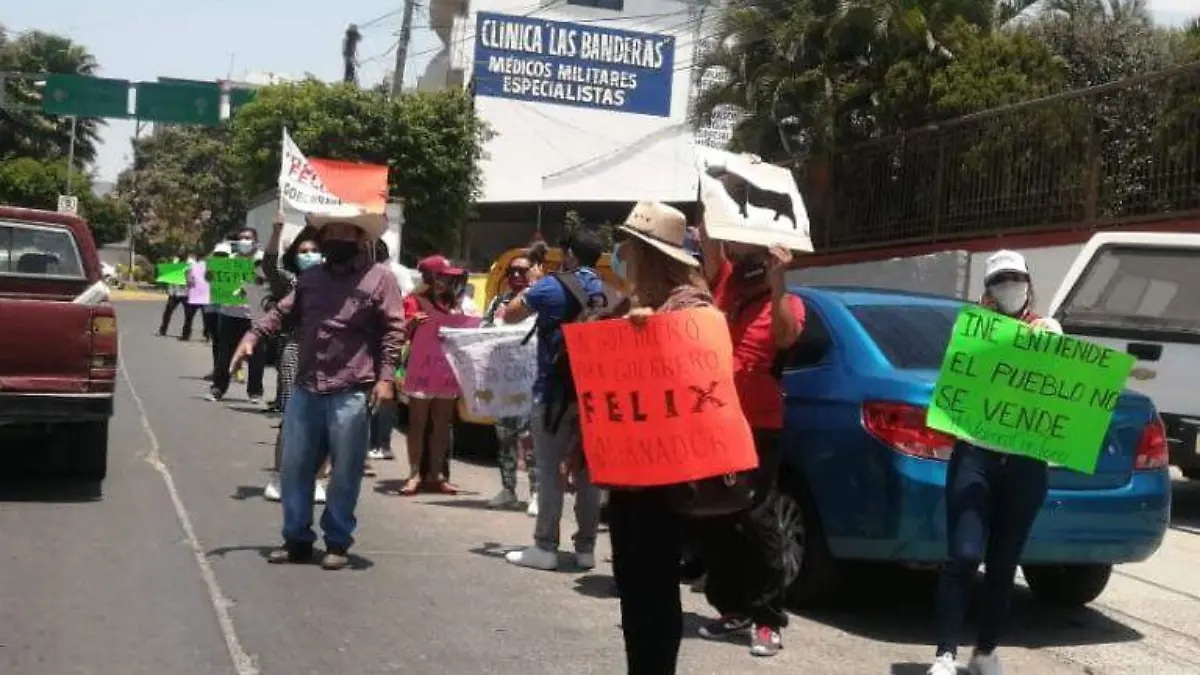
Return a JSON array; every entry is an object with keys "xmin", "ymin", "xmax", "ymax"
[
  {"xmin": 277, "ymin": 128, "xmax": 344, "ymax": 213},
  {"xmin": 441, "ymin": 323, "xmax": 537, "ymax": 419},
  {"xmin": 698, "ymin": 150, "xmax": 814, "ymax": 252}
]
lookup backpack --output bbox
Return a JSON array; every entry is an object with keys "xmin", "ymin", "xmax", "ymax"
[{"xmin": 526, "ymin": 270, "xmax": 616, "ymax": 433}]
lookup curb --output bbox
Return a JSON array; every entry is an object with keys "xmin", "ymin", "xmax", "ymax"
[{"xmin": 111, "ymin": 290, "xmax": 164, "ymax": 301}]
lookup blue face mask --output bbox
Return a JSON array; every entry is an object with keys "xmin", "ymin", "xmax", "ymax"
[
  {"xmin": 610, "ymin": 245, "xmax": 627, "ymax": 280},
  {"xmin": 296, "ymin": 251, "xmax": 323, "ymax": 270}
]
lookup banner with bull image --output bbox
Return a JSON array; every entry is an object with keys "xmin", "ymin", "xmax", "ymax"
[
  {"xmin": 697, "ymin": 149, "xmax": 813, "ymax": 252},
  {"xmin": 441, "ymin": 322, "xmax": 539, "ymax": 418}
]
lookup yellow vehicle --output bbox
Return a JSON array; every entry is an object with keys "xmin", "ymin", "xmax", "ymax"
[{"xmin": 394, "ymin": 248, "xmax": 619, "ymax": 456}]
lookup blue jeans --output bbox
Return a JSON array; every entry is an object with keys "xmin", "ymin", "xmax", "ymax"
[
  {"xmin": 936, "ymin": 443, "xmax": 1048, "ymax": 657},
  {"xmin": 281, "ymin": 387, "xmax": 371, "ymax": 552}
]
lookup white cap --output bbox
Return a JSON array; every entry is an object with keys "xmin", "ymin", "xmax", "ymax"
[
  {"xmin": 984, "ymin": 250, "xmax": 1029, "ymax": 283},
  {"xmin": 212, "ymin": 242, "xmax": 232, "ymax": 255}
]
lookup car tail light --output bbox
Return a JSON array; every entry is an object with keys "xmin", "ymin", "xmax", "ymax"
[
  {"xmin": 1135, "ymin": 415, "xmax": 1169, "ymax": 470},
  {"xmin": 863, "ymin": 402, "xmax": 955, "ymax": 460},
  {"xmin": 88, "ymin": 310, "xmax": 119, "ymax": 391}
]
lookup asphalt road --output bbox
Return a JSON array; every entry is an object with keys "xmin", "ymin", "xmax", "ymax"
[{"xmin": 2, "ymin": 300, "xmax": 1200, "ymax": 675}]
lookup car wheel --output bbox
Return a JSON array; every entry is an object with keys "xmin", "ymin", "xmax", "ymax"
[
  {"xmin": 74, "ymin": 420, "xmax": 109, "ymax": 482},
  {"xmin": 778, "ymin": 480, "xmax": 842, "ymax": 607},
  {"xmin": 1023, "ymin": 563, "xmax": 1112, "ymax": 607}
]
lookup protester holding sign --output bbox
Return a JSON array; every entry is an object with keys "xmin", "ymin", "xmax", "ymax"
[
  {"xmin": 397, "ymin": 255, "xmax": 474, "ymax": 497},
  {"xmin": 694, "ymin": 157, "xmax": 806, "ymax": 659},
  {"xmin": 208, "ymin": 227, "xmax": 264, "ymax": 404},
  {"xmin": 927, "ymin": 251, "xmax": 1067, "ymax": 675},
  {"xmin": 583, "ymin": 201, "xmax": 727, "ymax": 675},
  {"xmin": 231, "ymin": 206, "xmax": 404, "ymax": 571},
  {"xmin": 482, "ymin": 253, "xmax": 539, "ymax": 513}
]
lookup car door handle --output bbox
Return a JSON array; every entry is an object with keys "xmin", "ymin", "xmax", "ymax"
[{"xmin": 1127, "ymin": 342, "xmax": 1163, "ymax": 361}]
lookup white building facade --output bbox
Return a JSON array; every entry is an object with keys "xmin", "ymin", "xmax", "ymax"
[{"xmin": 419, "ymin": 0, "xmax": 730, "ymax": 262}]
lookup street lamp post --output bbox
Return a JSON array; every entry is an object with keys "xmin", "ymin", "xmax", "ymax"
[{"xmin": 65, "ymin": 115, "xmax": 77, "ymax": 196}]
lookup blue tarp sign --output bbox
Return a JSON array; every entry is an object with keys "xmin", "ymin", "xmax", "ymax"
[{"xmin": 472, "ymin": 12, "xmax": 675, "ymax": 118}]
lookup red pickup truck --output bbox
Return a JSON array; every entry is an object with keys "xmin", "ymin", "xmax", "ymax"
[{"xmin": 0, "ymin": 206, "xmax": 118, "ymax": 481}]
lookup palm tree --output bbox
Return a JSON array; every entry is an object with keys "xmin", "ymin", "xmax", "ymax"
[{"xmin": 0, "ymin": 30, "xmax": 104, "ymax": 166}]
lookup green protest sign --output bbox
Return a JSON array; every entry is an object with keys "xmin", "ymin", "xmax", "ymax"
[
  {"xmin": 926, "ymin": 305, "xmax": 1135, "ymax": 474},
  {"xmin": 205, "ymin": 257, "xmax": 254, "ymax": 306},
  {"xmin": 155, "ymin": 262, "xmax": 188, "ymax": 285}
]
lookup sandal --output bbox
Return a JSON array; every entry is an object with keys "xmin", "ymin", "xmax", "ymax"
[
  {"xmin": 398, "ymin": 477, "xmax": 422, "ymax": 496},
  {"xmin": 429, "ymin": 480, "xmax": 459, "ymax": 495}
]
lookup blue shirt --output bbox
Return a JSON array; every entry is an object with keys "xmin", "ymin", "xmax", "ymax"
[{"xmin": 523, "ymin": 267, "xmax": 604, "ymax": 399}]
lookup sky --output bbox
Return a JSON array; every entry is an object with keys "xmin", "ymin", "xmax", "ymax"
[{"xmin": 5, "ymin": 0, "xmax": 1197, "ymax": 185}]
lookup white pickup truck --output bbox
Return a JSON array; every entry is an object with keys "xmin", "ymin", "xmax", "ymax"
[{"xmin": 1048, "ymin": 232, "xmax": 1200, "ymax": 479}]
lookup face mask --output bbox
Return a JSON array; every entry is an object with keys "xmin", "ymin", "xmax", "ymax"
[
  {"xmin": 322, "ymin": 240, "xmax": 358, "ymax": 264},
  {"xmin": 990, "ymin": 281, "xmax": 1030, "ymax": 315},
  {"xmin": 234, "ymin": 239, "xmax": 254, "ymax": 255},
  {"xmin": 297, "ymin": 252, "xmax": 323, "ymax": 270},
  {"xmin": 610, "ymin": 246, "xmax": 627, "ymax": 280}
]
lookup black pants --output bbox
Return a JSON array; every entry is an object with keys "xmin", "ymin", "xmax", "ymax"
[
  {"xmin": 206, "ymin": 312, "xmax": 221, "ymax": 373},
  {"xmin": 159, "ymin": 295, "xmax": 197, "ymax": 337},
  {"xmin": 936, "ymin": 443, "xmax": 1048, "ymax": 657},
  {"xmin": 211, "ymin": 315, "xmax": 264, "ymax": 398},
  {"xmin": 609, "ymin": 488, "xmax": 684, "ymax": 675},
  {"xmin": 697, "ymin": 428, "xmax": 794, "ymax": 630}
]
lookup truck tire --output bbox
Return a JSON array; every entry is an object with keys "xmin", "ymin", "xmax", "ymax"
[
  {"xmin": 75, "ymin": 420, "xmax": 109, "ymax": 482},
  {"xmin": 1023, "ymin": 563, "xmax": 1112, "ymax": 607},
  {"xmin": 779, "ymin": 475, "xmax": 843, "ymax": 608}
]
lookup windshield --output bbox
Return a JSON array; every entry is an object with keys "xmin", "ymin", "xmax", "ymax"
[
  {"xmin": 1059, "ymin": 245, "xmax": 1200, "ymax": 333},
  {"xmin": 0, "ymin": 220, "xmax": 86, "ymax": 280},
  {"xmin": 850, "ymin": 304, "xmax": 961, "ymax": 369}
]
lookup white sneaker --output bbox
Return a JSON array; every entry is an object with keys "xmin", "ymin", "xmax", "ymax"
[
  {"xmin": 263, "ymin": 476, "xmax": 282, "ymax": 502},
  {"xmin": 928, "ymin": 652, "xmax": 958, "ymax": 675},
  {"xmin": 367, "ymin": 448, "xmax": 386, "ymax": 461},
  {"xmin": 505, "ymin": 546, "xmax": 558, "ymax": 570},
  {"xmin": 313, "ymin": 481, "xmax": 327, "ymax": 504},
  {"xmin": 526, "ymin": 493, "xmax": 538, "ymax": 517},
  {"xmin": 968, "ymin": 651, "xmax": 1003, "ymax": 675},
  {"xmin": 575, "ymin": 552, "xmax": 595, "ymax": 570}
]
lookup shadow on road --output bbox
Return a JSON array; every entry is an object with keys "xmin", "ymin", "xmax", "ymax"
[
  {"xmin": 797, "ymin": 566, "xmax": 1142, "ymax": 651},
  {"xmin": 419, "ymin": 498, "xmax": 495, "ymax": 511},
  {"xmin": 207, "ymin": 544, "xmax": 375, "ymax": 570},
  {"xmin": 1170, "ymin": 478, "xmax": 1200, "ymax": 532},
  {"xmin": 0, "ymin": 477, "xmax": 101, "ymax": 503},
  {"xmin": 574, "ymin": 573, "xmax": 617, "ymax": 599}
]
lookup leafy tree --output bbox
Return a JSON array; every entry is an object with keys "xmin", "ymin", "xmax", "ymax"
[
  {"xmin": 114, "ymin": 126, "xmax": 243, "ymax": 259},
  {"xmin": 229, "ymin": 81, "xmax": 489, "ymax": 256},
  {"xmin": 0, "ymin": 156, "xmax": 129, "ymax": 245},
  {"xmin": 0, "ymin": 29, "xmax": 104, "ymax": 167}
]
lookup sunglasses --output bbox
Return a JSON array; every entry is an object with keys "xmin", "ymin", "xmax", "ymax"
[{"xmin": 507, "ymin": 266, "xmax": 530, "ymax": 275}]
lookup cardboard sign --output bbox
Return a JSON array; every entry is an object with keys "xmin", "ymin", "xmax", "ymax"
[
  {"xmin": 562, "ymin": 308, "xmax": 759, "ymax": 487},
  {"xmin": 442, "ymin": 323, "xmax": 538, "ymax": 418},
  {"xmin": 205, "ymin": 257, "xmax": 255, "ymax": 306},
  {"xmin": 697, "ymin": 150, "xmax": 813, "ymax": 252},
  {"xmin": 403, "ymin": 313, "xmax": 482, "ymax": 397},
  {"xmin": 155, "ymin": 262, "xmax": 188, "ymax": 285},
  {"xmin": 926, "ymin": 306, "xmax": 1135, "ymax": 474}
]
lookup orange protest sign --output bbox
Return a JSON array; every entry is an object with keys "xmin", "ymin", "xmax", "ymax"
[{"xmin": 562, "ymin": 307, "xmax": 759, "ymax": 487}]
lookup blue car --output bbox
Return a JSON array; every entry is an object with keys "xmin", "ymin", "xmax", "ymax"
[{"xmin": 778, "ymin": 287, "xmax": 1171, "ymax": 608}]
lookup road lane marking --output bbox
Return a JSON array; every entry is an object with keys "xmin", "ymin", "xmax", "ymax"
[{"xmin": 120, "ymin": 355, "xmax": 260, "ymax": 675}]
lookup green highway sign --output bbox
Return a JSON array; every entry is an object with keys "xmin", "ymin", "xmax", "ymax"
[
  {"xmin": 135, "ymin": 80, "xmax": 221, "ymax": 126},
  {"xmin": 229, "ymin": 88, "xmax": 257, "ymax": 115},
  {"xmin": 41, "ymin": 75, "xmax": 131, "ymax": 118}
]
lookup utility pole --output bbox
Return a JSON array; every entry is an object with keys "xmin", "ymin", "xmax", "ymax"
[
  {"xmin": 65, "ymin": 116, "xmax": 77, "ymax": 195},
  {"xmin": 391, "ymin": 0, "xmax": 418, "ymax": 97}
]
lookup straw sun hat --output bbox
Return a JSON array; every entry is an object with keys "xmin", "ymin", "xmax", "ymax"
[{"xmin": 617, "ymin": 201, "xmax": 699, "ymax": 267}]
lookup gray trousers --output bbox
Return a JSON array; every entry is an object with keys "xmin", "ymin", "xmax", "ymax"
[{"xmin": 532, "ymin": 403, "xmax": 601, "ymax": 555}]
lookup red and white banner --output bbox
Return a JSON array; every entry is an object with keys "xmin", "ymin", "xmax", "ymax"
[{"xmin": 278, "ymin": 128, "xmax": 388, "ymax": 214}]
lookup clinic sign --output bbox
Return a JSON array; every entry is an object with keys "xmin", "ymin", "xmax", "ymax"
[{"xmin": 472, "ymin": 12, "xmax": 675, "ymax": 118}]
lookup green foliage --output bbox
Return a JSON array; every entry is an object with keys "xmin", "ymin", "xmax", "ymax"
[
  {"xmin": 114, "ymin": 126, "xmax": 243, "ymax": 260},
  {"xmin": 0, "ymin": 156, "xmax": 129, "ymax": 246},
  {"xmin": 0, "ymin": 28, "xmax": 103, "ymax": 166},
  {"xmin": 229, "ymin": 82, "xmax": 489, "ymax": 257},
  {"xmin": 562, "ymin": 209, "xmax": 614, "ymax": 249}
]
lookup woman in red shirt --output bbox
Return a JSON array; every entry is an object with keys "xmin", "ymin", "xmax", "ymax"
[{"xmin": 398, "ymin": 255, "xmax": 466, "ymax": 496}]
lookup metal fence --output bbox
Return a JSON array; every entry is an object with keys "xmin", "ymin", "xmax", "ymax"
[{"xmin": 818, "ymin": 61, "xmax": 1200, "ymax": 252}]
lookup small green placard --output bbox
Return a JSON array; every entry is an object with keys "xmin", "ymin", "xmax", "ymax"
[
  {"xmin": 155, "ymin": 262, "xmax": 188, "ymax": 285},
  {"xmin": 926, "ymin": 305, "xmax": 1135, "ymax": 474},
  {"xmin": 206, "ymin": 257, "xmax": 254, "ymax": 306}
]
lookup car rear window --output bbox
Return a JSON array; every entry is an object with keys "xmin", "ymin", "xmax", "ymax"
[
  {"xmin": 850, "ymin": 304, "xmax": 961, "ymax": 369},
  {"xmin": 1059, "ymin": 245, "xmax": 1200, "ymax": 333},
  {"xmin": 0, "ymin": 220, "xmax": 85, "ymax": 280}
]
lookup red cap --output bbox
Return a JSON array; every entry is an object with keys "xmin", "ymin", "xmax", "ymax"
[{"xmin": 418, "ymin": 255, "xmax": 465, "ymax": 277}]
